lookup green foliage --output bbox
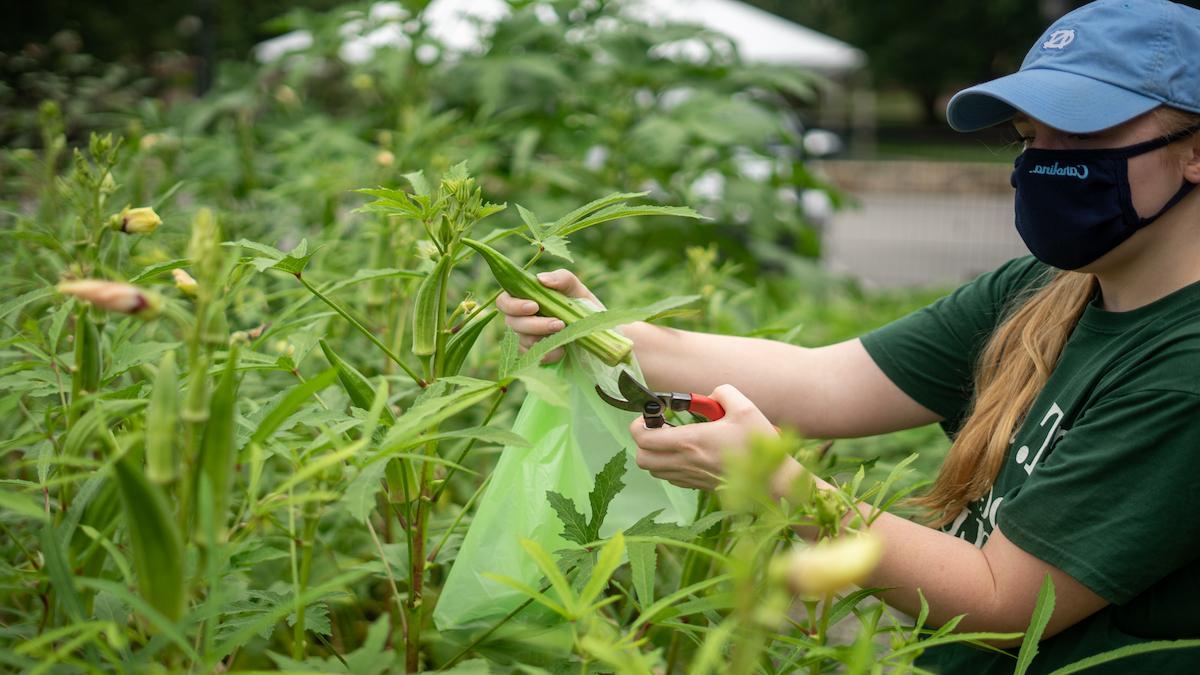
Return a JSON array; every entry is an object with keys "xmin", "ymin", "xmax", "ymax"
[{"xmin": 2, "ymin": 1, "xmax": 1153, "ymax": 673}]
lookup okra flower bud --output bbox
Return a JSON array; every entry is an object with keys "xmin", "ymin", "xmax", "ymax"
[
  {"xmin": 172, "ymin": 268, "xmax": 198, "ymax": 296},
  {"xmin": 57, "ymin": 280, "xmax": 163, "ymax": 318},
  {"xmin": 774, "ymin": 533, "xmax": 883, "ymax": 597},
  {"xmin": 376, "ymin": 150, "xmax": 395, "ymax": 167},
  {"xmin": 112, "ymin": 206, "xmax": 163, "ymax": 234}
]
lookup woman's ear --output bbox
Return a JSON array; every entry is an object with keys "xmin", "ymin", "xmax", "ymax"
[{"xmin": 1184, "ymin": 134, "xmax": 1200, "ymax": 184}]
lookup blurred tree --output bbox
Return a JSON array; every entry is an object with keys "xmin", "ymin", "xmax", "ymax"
[
  {"xmin": 747, "ymin": 0, "xmax": 1200, "ymax": 125},
  {"xmin": 1, "ymin": 0, "xmax": 345, "ymax": 90}
]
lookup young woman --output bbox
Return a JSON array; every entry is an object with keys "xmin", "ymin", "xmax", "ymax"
[{"xmin": 498, "ymin": 0, "xmax": 1200, "ymax": 671}]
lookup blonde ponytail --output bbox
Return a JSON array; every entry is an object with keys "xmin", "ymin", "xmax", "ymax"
[{"xmin": 905, "ymin": 270, "xmax": 1095, "ymax": 527}]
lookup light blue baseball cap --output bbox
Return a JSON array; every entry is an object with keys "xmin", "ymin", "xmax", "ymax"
[{"xmin": 946, "ymin": 0, "xmax": 1200, "ymax": 133}]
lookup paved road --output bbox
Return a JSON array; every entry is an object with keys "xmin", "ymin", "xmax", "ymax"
[{"xmin": 821, "ymin": 192, "xmax": 1030, "ymax": 289}]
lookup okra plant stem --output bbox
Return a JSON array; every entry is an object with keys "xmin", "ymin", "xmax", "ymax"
[{"xmin": 297, "ymin": 274, "xmax": 426, "ymax": 388}]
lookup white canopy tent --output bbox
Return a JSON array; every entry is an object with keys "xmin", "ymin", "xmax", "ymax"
[{"xmin": 257, "ymin": 0, "xmax": 865, "ymax": 74}]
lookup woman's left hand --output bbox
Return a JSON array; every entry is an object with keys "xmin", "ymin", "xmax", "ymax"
[{"xmin": 629, "ymin": 384, "xmax": 779, "ymax": 490}]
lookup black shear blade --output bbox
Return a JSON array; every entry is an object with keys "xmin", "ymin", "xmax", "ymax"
[
  {"xmin": 616, "ymin": 370, "xmax": 658, "ymax": 407},
  {"xmin": 594, "ymin": 383, "xmax": 640, "ymax": 412}
]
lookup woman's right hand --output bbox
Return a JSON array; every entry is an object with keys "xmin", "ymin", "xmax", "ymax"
[{"xmin": 495, "ymin": 269, "xmax": 605, "ymax": 364}]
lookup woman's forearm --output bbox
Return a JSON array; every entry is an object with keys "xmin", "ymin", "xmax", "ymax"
[
  {"xmin": 622, "ymin": 320, "xmax": 829, "ymax": 435},
  {"xmin": 621, "ymin": 322, "xmax": 942, "ymax": 438},
  {"xmin": 773, "ymin": 464, "xmax": 1040, "ymax": 646}
]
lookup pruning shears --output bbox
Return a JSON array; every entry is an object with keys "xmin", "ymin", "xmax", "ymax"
[{"xmin": 595, "ymin": 370, "xmax": 725, "ymax": 428}]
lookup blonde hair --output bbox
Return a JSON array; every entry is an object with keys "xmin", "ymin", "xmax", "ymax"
[{"xmin": 908, "ymin": 106, "xmax": 1200, "ymax": 528}]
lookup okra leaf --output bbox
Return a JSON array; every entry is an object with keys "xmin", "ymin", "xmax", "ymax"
[
  {"xmin": 498, "ymin": 330, "xmax": 520, "ymax": 380},
  {"xmin": 105, "ymin": 340, "xmax": 180, "ymax": 383},
  {"xmin": 539, "ymin": 235, "xmax": 573, "ymax": 262},
  {"xmin": 226, "ymin": 239, "xmax": 285, "ymax": 260},
  {"xmin": 549, "ymin": 191, "xmax": 647, "ymax": 234},
  {"xmin": 587, "ymin": 451, "xmax": 627, "ymax": 540},
  {"xmin": 271, "ymin": 239, "xmax": 318, "ymax": 276},
  {"xmin": 286, "ymin": 601, "xmax": 331, "ymax": 636},
  {"xmin": 516, "ymin": 203, "xmax": 542, "ymax": 239},
  {"xmin": 547, "ymin": 490, "xmax": 590, "ymax": 546},
  {"xmin": 247, "ymin": 368, "xmax": 338, "ymax": 447},
  {"xmin": 556, "ymin": 203, "xmax": 706, "ymax": 238},
  {"xmin": 624, "ymin": 509, "xmax": 726, "ymax": 541},
  {"xmin": 404, "ymin": 171, "xmax": 431, "ymax": 197}
]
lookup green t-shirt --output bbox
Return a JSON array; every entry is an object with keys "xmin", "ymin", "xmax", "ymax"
[{"xmin": 860, "ymin": 255, "xmax": 1200, "ymax": 674}]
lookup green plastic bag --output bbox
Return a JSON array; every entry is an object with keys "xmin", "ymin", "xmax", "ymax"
[{"xmin": 433, "ymin": 348, "xmax": 697, "ymax": 631}]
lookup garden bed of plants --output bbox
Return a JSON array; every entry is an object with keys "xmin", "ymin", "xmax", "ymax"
[{"xmin": 0, "ymin": 2, "xmax": 1086, "ymax": 672}]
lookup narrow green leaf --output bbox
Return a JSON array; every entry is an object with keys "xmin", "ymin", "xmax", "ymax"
[
  {"xmin": 549, "ymin": 191, "xmax": 647, "ymax": 234},
  {"xmin": 128, "ymin": 258, "xmax": 189, "ymax": 284},
  {"xmin": 40, "ymin": 525, "xmax": 85, "ymax": 622},
  {"xmin": 248, "ymin": 368, "xmax": 338, "ymax": 447},
  {"xmin": 579, "ymin": 532, "xmax": 626, "ymax": 610},
  {"xmin": 0, "ymin": 287, "xmax": 54, "ymax": 323},
  {"xmin": 1014, "ymin": 574, "xmax": 1057, "ymax": 675},
  {"xmin": 481, "ymin": 572, "xmax": 567, "ymax": 618},
  {"xmin": 518, "ymin": 537, "xmax": 579, "ymax": 617},
  {"xmin": 0, "ymin": 489, "xmax": 47, "ymax": 522},
  {"xmin": 627, "ymin": 541, "xmax": 656, "ymax": 608},
  {"xmin": 1046, "ymin": 640, "xmax": 1200, "ymax": 675},
  {"xmin": 556, "ymin": 203, "xmax": 706, "ymax": 237}
]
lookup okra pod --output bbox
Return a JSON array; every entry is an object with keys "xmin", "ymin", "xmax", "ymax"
[
  {"xmin": 411, "ymin": 255, "xmax": 450, "ymax": 357},
  {"xmin": 113, "ymin": 452, "xmax": 186, "ymax": 621},
  {"xmin": 443, "ymin": 309, "xmax": 498, "ymax": 377},
  {"xmin": 462, "ymin": 238, "xmax": 632, "ymax": 366},
  {"xmin": 197, "ymin": 343, "xmax": 239, "ymax": 541},
  {"xmin": 145, "ymin": 351, "xmax": 179, "ymax": 484}
]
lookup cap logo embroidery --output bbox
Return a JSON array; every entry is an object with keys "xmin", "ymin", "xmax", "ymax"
[{"xmin": 1042, "ymin": 29, "xmax": 1075, "ymax": 50}]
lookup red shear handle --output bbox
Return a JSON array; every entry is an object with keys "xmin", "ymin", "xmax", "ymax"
[{"xmin": 687, "ymin": 395, "xmax": 726, "ymax": 422}]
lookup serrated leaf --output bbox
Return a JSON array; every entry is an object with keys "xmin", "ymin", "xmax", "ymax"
[
  {"xmin": 587, "ymin": 451, "xmax": 626, "ymax": 540},
  {"xmin": 404, "ymin": 171, "xmax": 431, "ymax": 196},
  {"xmin": 498, "ymin": 330, "xmax": 520, "ymax": 380},
  {"xmin": 287, "ymin": 602, "xmax": 331, "ymax": 637},
  {"xmin": 517, "ymin": 203, "xmax": 541, "ymax": 238},
  {"xmin": 272, "ymin": 239, "xmax": 318, "ymax": 276},
  {"xmin": 104, "ymin": 341, "xmax": 180, "ymax": 382},
  {"xmin": 226, "ymin": 239, "xmax": 285, "ymax": 260},
  {"xmin": 343, "ymin": 460, "xmax": 388, "ymax": 524},
  {"xmin": 539, "ymin": 235, "xmax": 573, "ymax": 262},
  {"xmin": 547, "ymin": 491, "xmax": 590, "ymax": 546}
]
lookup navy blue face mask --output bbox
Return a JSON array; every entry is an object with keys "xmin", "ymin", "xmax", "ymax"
[{"xmin": 1010, "ymin": 123, "xmax": 1200, "ymax": 270}]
